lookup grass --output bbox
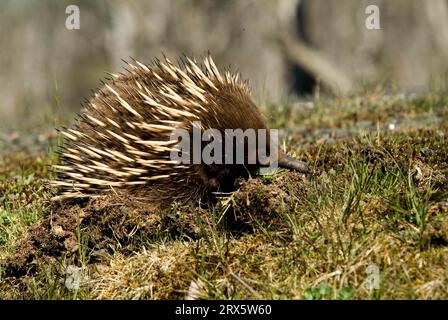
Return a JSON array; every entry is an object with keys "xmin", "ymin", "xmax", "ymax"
[
  {"xmin": 0, "ymin": 155, "xmax": 52, "ymax": 255},
  {"xmin": 0, "ymin": 92, "xmax": 447, "ymax": 299}
]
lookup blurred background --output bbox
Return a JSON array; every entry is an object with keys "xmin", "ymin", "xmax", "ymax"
[{"xmin": 1, "ymin": 0, "xmax": 448, "ymax": 130}]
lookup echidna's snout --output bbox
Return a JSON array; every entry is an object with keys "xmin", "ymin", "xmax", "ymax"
[{"xmin": 278, "ymin": 154, "xmax": 311, "ymax": 174}]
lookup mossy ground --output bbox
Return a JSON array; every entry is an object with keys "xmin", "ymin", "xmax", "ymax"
[{"xmin": 1, "ymin": 92, "xmax": 447, "ymax": 299}]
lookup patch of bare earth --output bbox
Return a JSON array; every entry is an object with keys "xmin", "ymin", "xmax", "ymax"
[{"xmin": 3, "ymin": 172, "xmax": 306, "ymax": 284}]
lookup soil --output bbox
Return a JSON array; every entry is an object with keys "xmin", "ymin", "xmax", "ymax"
[{"xmin": 3, "ymin": 172, "xmax": 307, "ymax": 278}]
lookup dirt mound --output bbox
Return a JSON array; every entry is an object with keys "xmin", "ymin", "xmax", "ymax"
[
  {"xmin": 229, "ymin": 172, "xmax": 308, "ymax": 227},
  {"xmin": 3, "ymin": 196, "xmax": 203, "ymax": 277},
  {"xmin": 3, "ymin": 172, "xmax": 308, "ymax": 278}
]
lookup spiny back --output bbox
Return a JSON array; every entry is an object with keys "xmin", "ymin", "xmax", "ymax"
[{"xmin": 52, "ymin": 54, "xmax": 269, "ymax": 205}]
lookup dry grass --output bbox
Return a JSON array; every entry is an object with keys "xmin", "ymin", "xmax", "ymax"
[{"xmin": 1, "ymin": 92, "xmax": 447, "ymax": 299}]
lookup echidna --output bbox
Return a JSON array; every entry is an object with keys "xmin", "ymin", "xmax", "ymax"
[{"xmin": 52, "ymin": 54, "xmax": 309, "ymax": 206}]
